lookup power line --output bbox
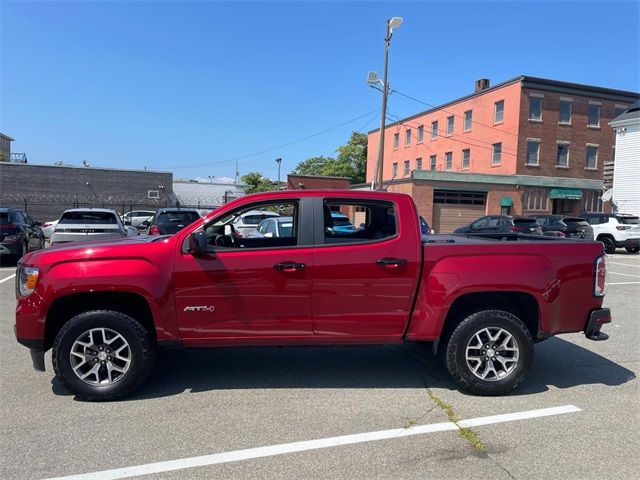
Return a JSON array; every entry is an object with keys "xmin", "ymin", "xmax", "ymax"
[
  {"xmin": 391, "ymin": 89, "xmax": 520, "ymax": 138},
  {"xmin": 167, "ymin": 109, "xmax": 381, "ymax": 170}
]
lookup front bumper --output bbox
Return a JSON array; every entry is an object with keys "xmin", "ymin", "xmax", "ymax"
[{"xmin": 584, "ymin": 308, "xmax": 611, "ymax": 341}]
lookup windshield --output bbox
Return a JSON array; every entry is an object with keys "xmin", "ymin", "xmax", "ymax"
[
  {"xmin": 157, "ymin": 212, "xmax": 199, "ymax": 224},
  {"xmin": 59, "ymin": 212, "xmax": 118, "ymax": 224}
]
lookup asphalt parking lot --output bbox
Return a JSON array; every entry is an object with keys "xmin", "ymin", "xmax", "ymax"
[{"xmin": 0, "ymin": 253, "xmax": 638, "ymax": 480}]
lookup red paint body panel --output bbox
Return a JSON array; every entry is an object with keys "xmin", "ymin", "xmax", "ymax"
[{"xmin": 15, "ymin": 190, "xmax": 606, "ymax": 351}]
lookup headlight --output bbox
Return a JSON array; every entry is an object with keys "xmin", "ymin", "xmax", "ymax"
[{"xmin": 18, "ymin": 267, "xmax": 40, "ymax": 297}]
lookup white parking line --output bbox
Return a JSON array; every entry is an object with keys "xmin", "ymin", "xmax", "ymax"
[
  {"xmin": 609, "ymin": 282, "xmax": 640, "ymax": 285},
  {"xmin": 609, "ymin": 262, "xmax": 640, "ymax": 268},
  {"xmin": 608, "ymin": 271, "xmax": 640, "ymax": 278},
  {"xmin": 0, "ymin": 274, "xmax": 16, "ymax": 284},
  {"xmin": 44, "ymin": 405, "xmax": 581, "ymax": 480}
]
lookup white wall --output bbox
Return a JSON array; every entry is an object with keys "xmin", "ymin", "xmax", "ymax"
[{"xmin": 612, "ymin": 122, "xmax": 640, "ymax": 215}]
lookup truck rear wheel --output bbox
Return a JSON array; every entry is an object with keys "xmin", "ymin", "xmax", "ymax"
[
  {"xmin": 52, "ymin": 310, "xmax": 156, "ymax": 401},
  {"xmin": 599, "ymin": 236, "xmax": 616, "ymax": 254},
  {"xmin": 444, "ymin": 310, "xmax": 534, "ymax": 396}
]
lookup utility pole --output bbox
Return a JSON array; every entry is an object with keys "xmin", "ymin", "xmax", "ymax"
[
  {"xmin": 275, "ymin": 157, "xmax": 282, "ymax": 190},
  {"xmin": 373, "ymin": 17, "xmax": 403, "ymax": 190}
]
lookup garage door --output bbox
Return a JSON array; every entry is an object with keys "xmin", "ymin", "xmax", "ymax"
[{"xmin": 432, "ymin": 190, "xmax": 487, "ymax": 234}]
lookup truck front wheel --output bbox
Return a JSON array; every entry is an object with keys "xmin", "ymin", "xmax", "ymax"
[
  {"xmin": 52, "ymin": 310, "xmax": 156, "ymax": 401},
  {"xmin": 444, "ymin": 310, "xmax": 534, "ymax": 396}
]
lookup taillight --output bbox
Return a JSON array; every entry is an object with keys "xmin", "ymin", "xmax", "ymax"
[
  {"xmin": 1, "ymin": 223, "xmax": 17, "ymax": 229},
  {"xmin": 557, "ymin": 232, "xmax": 566, "ymax": 237},
  {"xmin": 594, "ymin": 255, "xmax": 608, "ymax": 297},
  {"xmin": 616, "ymin": 225, "xmax": 631, "ymax": 230},
  {"xmin": 149, "ymin": 225, "xmax": 160, "ymax": 235}
]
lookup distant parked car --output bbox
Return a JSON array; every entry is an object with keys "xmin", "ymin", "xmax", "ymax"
[
  {"xmin": 231, "ymin": 209, "xmax": 280, "ymax": 237},
  {"xmin": 0, "ymin": 207, "xmax": 45, "ymax": 261},
  {"xmin": 122, "ymin": 210, "xmax": 156, "ymax": 228},
  {"xmin": 330, "ymin": 212, "xmax": 357, "ymax": 234},
  {"xmin": 453, "ymin": 215, "xmax": 543, "ymax": 235},
  {"xmin": 41, "ymin": 220, "xmax": 59, "ymax": 246},
  {"xmin": 50, "ymin": 209, "xmax": 136, "ymax": 245},
  {"xmin": 528, "ymin": 214, "xmax": 594, "ymax": 240},
  {"xmin": 147, "ymin": 208, "xmax": 201, "ymax": 235},
  {"xmin": 583, "ymin": 212, "xmax": 640, "ymax": 254},
  {"xmin": 248, "ymin": 216, "xmax": 295, "ymax": 238}
]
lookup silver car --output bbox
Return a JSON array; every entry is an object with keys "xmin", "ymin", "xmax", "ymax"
[
  {"xmin": 122, "ymin": 210, "xmax": 156, "ymax": 228},
  {"xmin": 50, "ymin": 208, "xmax": 137, "ymax": 245},
  {"xmin": 231, "ymin": 209, "xmax": 280, "ymax": 237}
]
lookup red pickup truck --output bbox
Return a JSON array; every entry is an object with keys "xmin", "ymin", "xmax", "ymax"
[{"xmin": 15, "ymin": 190, "xmax": 610, "ymax": 400}]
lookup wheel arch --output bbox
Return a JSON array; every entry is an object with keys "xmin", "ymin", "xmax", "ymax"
[{"xmin": 44, "ymin": 292, "xmax": 156, "ymax": 351}]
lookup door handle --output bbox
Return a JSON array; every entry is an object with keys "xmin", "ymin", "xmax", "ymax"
[
  {"xmin": 376, "ymin": 258, "xmax": 407, "ymax": 269},
  {"xmin": 274, "ymin": 262, "xmax": 306, "ymax": 272}
]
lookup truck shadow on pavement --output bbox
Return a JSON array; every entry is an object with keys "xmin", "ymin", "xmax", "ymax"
[{"xmin": 51, "ymin": 337, "xmax": 635, "ymax": 400}]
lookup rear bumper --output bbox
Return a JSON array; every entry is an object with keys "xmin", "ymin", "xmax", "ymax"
[{"xmin": 584, "ymin": 308, "xmax": 611, "ymax": 341}]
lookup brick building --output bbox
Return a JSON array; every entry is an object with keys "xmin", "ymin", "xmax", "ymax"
[{"xmin": 366, "ymin": 76, "xmax": 639, "ymax": 232}]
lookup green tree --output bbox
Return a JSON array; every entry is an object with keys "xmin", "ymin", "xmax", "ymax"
[
  {"xmin": 241, "ymin": 172, "xmax": 273, "ymax": 194},
  {"xmin": 292, "ymin": 131, "xmax": 368, "ymax": 184}
]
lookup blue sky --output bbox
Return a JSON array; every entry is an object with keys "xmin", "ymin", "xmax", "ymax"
[{"xmin": 2, "ymin": 0, "xmax": 638, "ymax": 182}]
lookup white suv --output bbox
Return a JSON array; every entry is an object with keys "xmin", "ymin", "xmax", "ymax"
[{"xmin": 583, "ymin": 213, "xmax": 640, "ymax": 254}]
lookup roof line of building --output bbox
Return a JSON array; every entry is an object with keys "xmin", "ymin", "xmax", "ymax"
[
  {"xmin": 0, "ymin": 161, "xmax": 171, "ymax": 175},
  {"xmin": 369, "ymin": 75, "xmax": 640, "ymax": 133}
]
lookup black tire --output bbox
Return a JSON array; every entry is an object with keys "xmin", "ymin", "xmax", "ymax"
[
  {"xmin": 625, "ymin": 246, "xmax": 639, "ymax": 254},
  {"xmin": 599, "ymin": 236, "xmax": 616, "ymax": 254},
  {"xmin": 52, "ymin": 310, "xmax": 156, "ymax": 401},
  {"xmin": 13, "ymin": 241, "xmax": 27, "ymax": 263},
  {"xmin": 444, "ymin": 310, "xmax": 534, "ymax": 396}
]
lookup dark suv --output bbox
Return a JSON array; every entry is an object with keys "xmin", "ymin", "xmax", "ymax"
[
  {"xmin": 453, "ymin": 215, "xmax": 543, "ymax": 235},
  {"xmin": 0, "ymin": 208, "xmax": 45, "ymax": 262},
  {"xmin": 528, "ymin": 214, "xmax": 594, "ymax": 240},
  {"xmin": 146, "ymin": 208, "xmax": 201, "ymax": 235}
]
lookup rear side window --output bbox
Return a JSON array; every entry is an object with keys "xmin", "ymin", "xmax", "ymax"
[
  {"xmin": 323, "ymin": 200, "xmax": 396, "ymax": 244},
  {"xmin": 59, "ymin": 212, "xmax": 118, "ymax": 224},
  {"xmin": 618, "ymin": 216, "xmax": 639, "ymax": 225}
]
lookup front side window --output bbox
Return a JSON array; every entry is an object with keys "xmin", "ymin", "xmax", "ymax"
[
  {"xmin": 586, "ymin": 145, "xmax": 598, "ymax": 169},
  {"xmin": 526, "ymin": 140, "xmax": 540, "ymax": 165},
  {"xmin": 529, "ymin": 97, "xmax": 542, "ymax": 121},
  {"xmin": 431, "ymin": 121, "xmax": 438, "ymax": 139},
  {"xmin": 588, "ymin": 104, "xmax": 601, "ymax": 127},
  {"xmin": 417, "ymin": 125, "xmax": 424, "ymax": 143},
  {"xmin": 557, "ymin": 143, "xmax": 570, "ymax": 167},
  {"xmin": 464, "ymin": 110, "xmax": 472, "ymax": 131},
  {"xmin": 492, "ymin": 143, "xmax": 502, "ymax": 165},
  {"xmin": 445, "ymin": 152, "xmax": 453, "ymax": 171},
  {"xmin": 462, "ymin": 149, "xmax": 470, "ymax": 169},
  {"xmin": 494, "ymin": 100, "xmax": 504, "ymax": 123},
  {"xmin": 446, "ymin": 116, "xmax": 454, "ymax": 135},
  {"xmin": 323, "ymin": 200, "xmax": 396, "ymax": 244},
  {"xmin": 559, "ymin": 100, "xmax": 572, "ymax": 123},
  {"xmin": 204, "ymin": 201, "xmax": 298, "ymax": 249}
]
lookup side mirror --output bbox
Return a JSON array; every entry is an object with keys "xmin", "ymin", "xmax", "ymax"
[
  {"xmin": 189, "ymin": 231, "xmax": 209, "ymax": 256},
  {"xmin": 263, "ymin": 232, "xmax": 274, "ymax": 238}
]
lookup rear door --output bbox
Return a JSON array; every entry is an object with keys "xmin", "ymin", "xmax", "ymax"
[{"xmin": 311, "ymin": 196, "xmax": 421, "ymax": 340}]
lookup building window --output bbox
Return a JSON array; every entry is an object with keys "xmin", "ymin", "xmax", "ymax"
[
  {"xmin": 392, "ymin": 162, "xmax": 398, "ymax": 177},
  {"xmin": 147, "ymin": 190, "xmax": 160, "ymax": 199},
  {"xmin": 522, "ymin": 189, "xmax": 548, "ymax": 211},
  {"xmin": 416, "ymin": 157, "xmax": 422, "ymax": 170},
  {"xmin": 429, "ymin": 155, "xmax": 437, "ymax": 170},
  {"xmin": 583, "ymin": 190, "xmax": 603, "ymax": 212},
  {"xmin": 492, "ymin": 143, "xmax": 502, "ymax": 165},
  {"xmin": 586, "ymin": 145, "xmax": 598, "ymax": 169},
  {"xmin": 529, "ymin": 96, "xmax": 543, "ymax": 121},
  {"xmin": 464, "ymin": 110, "xmax": 472, "ymax": 131},
  {"xmin": 431, "ymin": 120, "xmax": 438, "ymax": 139},
  {"xmin": 393, "ymin": 133, "xmax": 399, "ymax": 149},
  {"xmin": 588, "ymin": 104, "xmax": 601, "ymax": 127},
  {"xmin": 559, "ymin": 99, "xmax": 573, "ymax": 124},
  {"xmin": 446, "ymin": 116, "xmax": 454, "ymax": 135},
  {"xmin": 614, "ymin": 105, "xmax": 628, "ymax": 117},
  {"xmin": 417, "ymin": 125, "xmax": 424, "ymax": 143},
  {"xmin": 445, "ymin": 152, "xmax": 453, "ymax": 171},
  {"xmin": 556, "ymin": 143, "xmax": 570, "ymax": 167},
  {"xmin": 494, "ymin": 100, "xmax": 504, "ymax": 123},
  {"xmin": 462, "ymin": 149, "xmax": 470, "ymax": 169},
  {"xmin": 434, "ymin": 190, "xmax": 486, "ymax": 205},
  {"xmin": 403, "ymin": 160, "xmax": 410, "ymax": 176},
  {"xmin": 405, "ymin": 129, "xmax": 411, "ymax": 146},
  {"xmin": 526, "ymin": 140, "xmax": 540, "ymax": 166}
]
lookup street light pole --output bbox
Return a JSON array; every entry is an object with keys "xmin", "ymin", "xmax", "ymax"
[
  {"xmin": 373, "ymin": 17, "xmax": 403, "ymax": 190},
  {"xmin": 275, "ymin": 157, "xmax": 282, "ymax": 190}
]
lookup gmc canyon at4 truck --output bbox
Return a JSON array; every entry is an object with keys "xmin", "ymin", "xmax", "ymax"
[{"xmin": 15, "ymin": 190, "xmax": 611, "ymax": 400}]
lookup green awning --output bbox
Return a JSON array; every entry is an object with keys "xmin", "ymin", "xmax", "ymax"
[
  {"xmin": 549, "ymin": 188, "xmax": 582, "ymax": 200},
  {"xmin": 500, "ymin": 196, "xmax": 514, "ymax": 207}
]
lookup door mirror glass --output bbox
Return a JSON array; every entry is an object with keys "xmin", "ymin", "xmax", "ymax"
[
  {"xmin": 189, "ymin": 231, "xmax": 209, "ymax": 256},
  {"xmin": 264, "ymin": 232, "xmax": 274, "ymax": 238}
]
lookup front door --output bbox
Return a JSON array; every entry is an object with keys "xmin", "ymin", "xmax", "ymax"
[
  {"xmin": 173, "ymin": 197, "xmax": 314, "ymax": 343},
  {"xmin": 311, "ymin": 197, "xmax": 421, "ymax": 340}
]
